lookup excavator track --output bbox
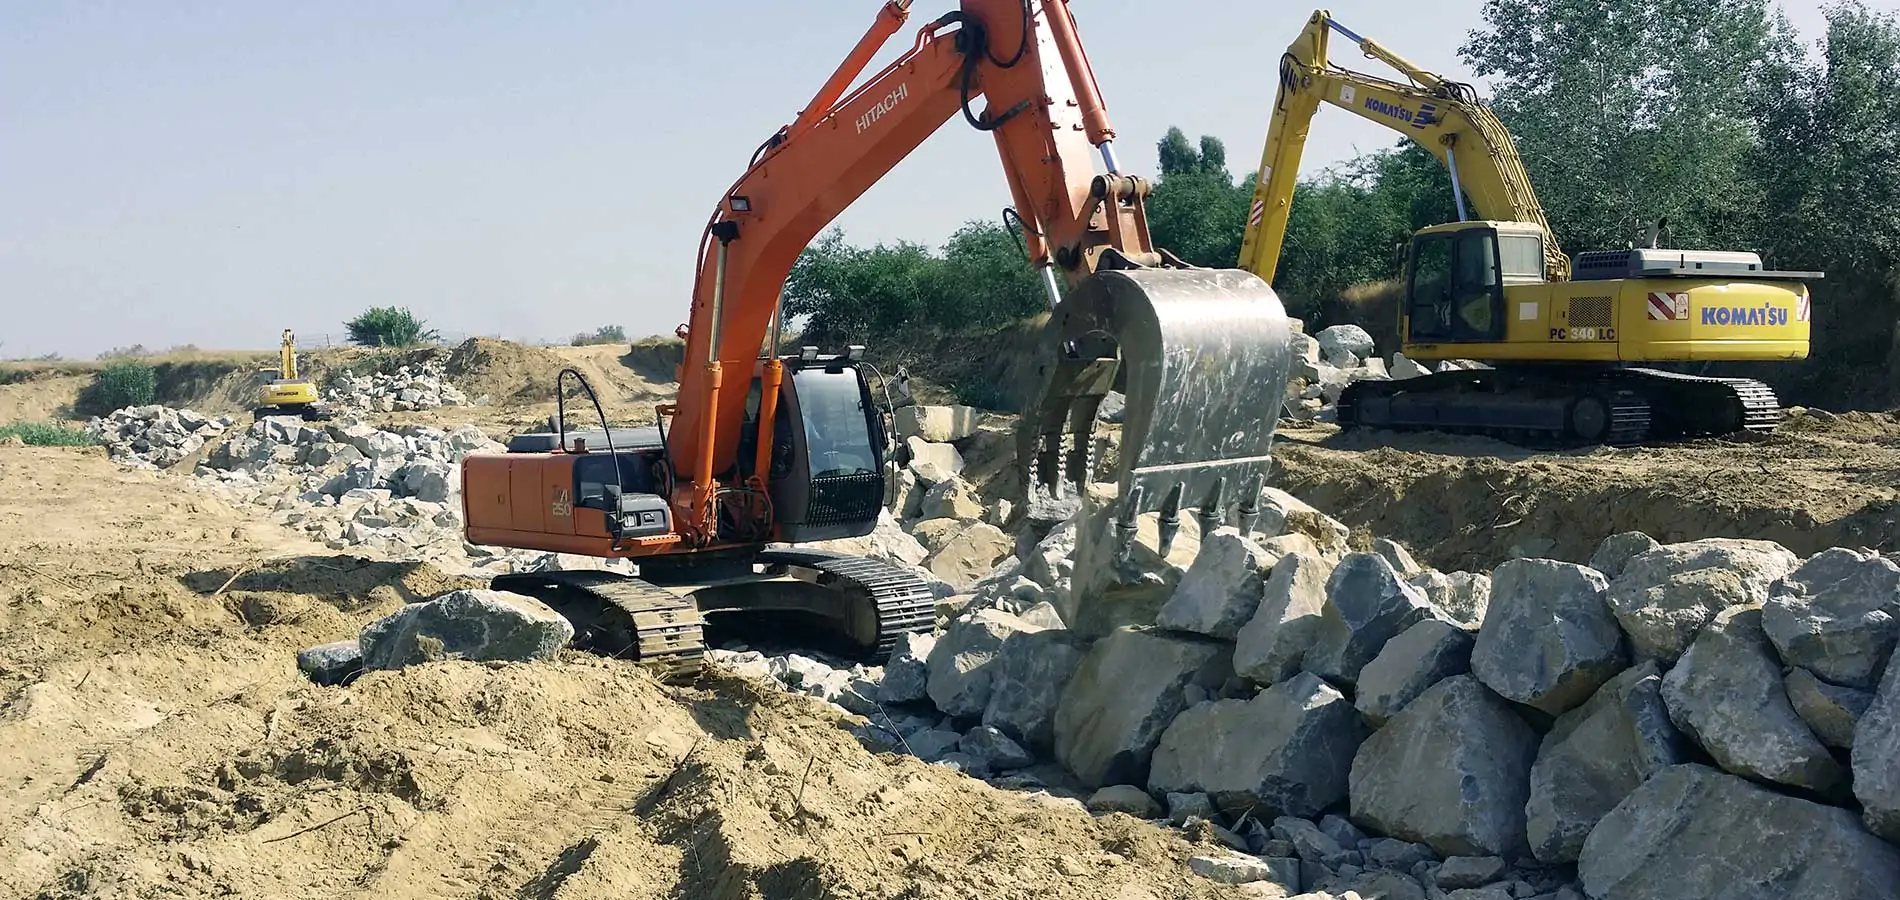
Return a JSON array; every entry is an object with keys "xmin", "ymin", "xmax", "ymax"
[
  {"xmin": 491, "ymin": 570, "xmax": 706, "ymax": 683},
  {"xmin": 752, "ymin": 548, "xmax": 936, "ymax": 659},
  {"xmin": 1336, "ymin": 365, "xmax": 1779, "ymax": 447}
]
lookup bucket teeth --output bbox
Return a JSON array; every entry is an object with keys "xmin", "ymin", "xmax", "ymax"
[
  {"xmin": 1157, "ymin": 481, "xmax": 1185, "ymax": 558},
  {"xmin": 1196, "ymin": 475, "xmax": 1227, "ymax": 537},
  {"xmin": 1236, "ymin": 474, "xmax": 1264, "ymax": 537}
]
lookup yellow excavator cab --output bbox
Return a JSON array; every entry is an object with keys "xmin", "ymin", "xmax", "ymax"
[{"xmin": 256, "ymin": 329, "xmax": 331, "ymax": 421}]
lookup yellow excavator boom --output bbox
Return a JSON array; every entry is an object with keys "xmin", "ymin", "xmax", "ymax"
[{"xmin": 1239, "ymin": 10, "xmax": 1568, "ymax": 284}]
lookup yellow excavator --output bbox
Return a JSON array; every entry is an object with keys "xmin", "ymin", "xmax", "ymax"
[
  {"xmin": 256, "ymin": 329, "xmax": 331, "ymax": 421},
  {"xmin": 1239, "ymin": 11, "xmax": 1823, "ymax": 444}
]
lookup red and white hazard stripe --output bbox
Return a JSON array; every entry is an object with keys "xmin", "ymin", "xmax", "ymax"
[
  {"xmin": 1796, "ymin": 294, "xmax": 1811, "ymax": 322},
  {"xmin": 1646, "ymin": 292, "xmax": 1675, "ymax": 321},
  {"xmin": 1249, "ymin": 199, "xmax": 1265, "ymax": 228}
]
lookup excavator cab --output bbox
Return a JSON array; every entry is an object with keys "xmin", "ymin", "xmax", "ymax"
[
  {"xmin": 736, "ymin": 350, "xmax": 888, "ymax": 544},
  {"xmin": 1403, "ymin": 221, "xmax": 1538, "ymax": 343}
]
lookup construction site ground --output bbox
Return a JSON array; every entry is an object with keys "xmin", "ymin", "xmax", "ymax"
[
  {"xmin": 0, "ymin": 446, "xmax": 1241, "ymax": 899},
  {"xmin": 7, "ymin": 340, "xmax": 1900, "ymax": 896}
]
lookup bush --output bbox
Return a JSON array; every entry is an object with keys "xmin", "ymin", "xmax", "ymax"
[
  {"xmin": 76, "ymin": 361, "xmax": 157, "ymax": 414},
  {"xmin": 571, "ymin": 325, "xmax": 629, "ymax": 346},
  {"xmin": 0, "ymin": 422, "xmax": 97, "ymax": 447},
  {"xmin": 345, "ymin": 307, "xmax": 441, "ymax": 347}
]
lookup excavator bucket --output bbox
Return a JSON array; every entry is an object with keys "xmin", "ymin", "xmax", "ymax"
[{"xmin": 1019, "ymin": 267, "xmax": 1294, "ymax": 614}]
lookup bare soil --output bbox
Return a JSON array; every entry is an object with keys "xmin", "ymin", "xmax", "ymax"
[
  {"xmin": 0, "ymin": 446, "xmax": 1243, "ymax": 899},
  {"xmin": 1272, "ymin": 410, "xmax": 1900, "ymax": 572}
]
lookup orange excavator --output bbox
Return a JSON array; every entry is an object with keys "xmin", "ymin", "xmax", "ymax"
[{"xmin": 460, "ymin": 0, "xmax": 1294, "ymax": 680}]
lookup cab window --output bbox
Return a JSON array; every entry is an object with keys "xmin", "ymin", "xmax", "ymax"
[
  {"xmin": 793, "ymin": 368, "xmax": 877, "ymax": 478},
  {"xmin": 1409, "ymin": 229, "xmax": 1505, "ymax": 342}
]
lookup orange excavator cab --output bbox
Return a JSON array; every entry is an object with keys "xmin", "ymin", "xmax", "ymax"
[{"xmin": 461, "ymin": 0, "xmax": 1295, "ymax": 680}]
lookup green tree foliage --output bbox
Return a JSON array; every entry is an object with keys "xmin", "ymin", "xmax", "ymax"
[
  {"xmin": 571, "ymin": 324, "xmax": 629, "ymax": 346},
  {"xmin": 781, "ymin": 222, "xmax": 1043, "ymax": 344},
  {"xmin": 1147, "ymin": 129, "xmax": 1251, "ymax": 268},
  {"xmin": 77, "ymin": 361, "xmax": 156, "ymax": 414},
  {"xmin": 345, "ymin": 306, "xmax": 441, "ymax": 348}
]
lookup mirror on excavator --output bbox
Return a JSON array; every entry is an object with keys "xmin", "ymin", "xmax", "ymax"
[{"xmin": 1017, "ymin": 266, "xmax": 1295, "ymax": 636}]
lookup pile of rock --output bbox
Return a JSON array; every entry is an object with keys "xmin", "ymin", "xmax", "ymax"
[
  {"xmin": 85, "ymin": 406, "xmax": 236, "ymax": 470},
  {"xmin": 706, "ymin": 464, "xmax": 1900, "ymax": 899},
  {"xmin": 324, "ymin": 360, "xmax": 475, "ymax": 412},
  {"xmin": 1285, "ymin": 323, "xmax": 1485, "ymax": 423},
  {"xmin": 299, "ymin": 587, "xmax": 575, "ymax": 685}
]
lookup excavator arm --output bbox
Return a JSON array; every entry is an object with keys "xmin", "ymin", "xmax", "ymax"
[{"xmin": 1238, "ymin": 10, "xmax": 1569, "ymax": 285}]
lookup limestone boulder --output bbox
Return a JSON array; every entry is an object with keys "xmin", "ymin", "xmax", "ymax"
[
  {"xmin": 1407, "ymin": 570, "xmax": 1490, "ymax": 629},
  {"xmin": 926, "ymin": 608, "xmax": 1044, "ymax": 717},
  {"xmin": 1234, "ymin": 553, "xmax": 1333, "ymax": 685},
  {"xmin": 1054, "ymin": 627, "xmax": 1232, "ymax": 788},
  {"xmin": 1606, "ymin": 538, "xmax": 1799, "ymax": 662},
  {"xmin": 982, "ymin": 629, "xmax": 1089, "ymax": 752},
  {"xmin": 1356, "ymin": 619, "xmax": 1474, "ymax": 725},
  {"xmin": 1854, "ymin": 649, "xmax": 1900, "ymax": 841},
  {"xmin": 1471, "ymin": 559, "xmax": 1627, "ymax": 715},
  {"xmin": 358, "ymin": 589, "xmax": 573, "ymax": 670},
  {"xmin": 877, "ymin": 632, "xmax": 936, "ymax": 704},
  {"xmin": 1156, "ymin": 529, "xmax": 1276, "ymax": 640},
  {"xmin": 1305, "ymin": 553, "xmax": 1449, "ymax": 686},
  {"xmin": 1348, "ymin": 676, "xmax": 1538, "ymax": 858},
  {"xmin": 1785, "ymin": 666, "xmax": 1872, "ymax": 749},
  {"xmin": 1525, "ymin": 662, "xmax": 1689, "ymax": 863},
  {"xmin": 1587, "ymin": 531, "xmax": 1659, "ymax": 581},
  {"xmin": 924, "ymin": 522, "xmax": 1013, "ymax": 592},
  {"xmin": 1150, "ymin": 672, "xmax": 1369, "ymax": 819},
  {"xmin": 894, "ymin": 405, "xmax": 979, "ymax": 443},
  {"xmin": 1579, "ymin": 764, "xmax": 1900, "ymax": 900},
  {"xmin": 1660, "ymin": 604, "xmax": 1846, "ymax": 796},
  {"xmin": 1762, "ymin": 547, "xmax": 1900, "ymax": 690}
]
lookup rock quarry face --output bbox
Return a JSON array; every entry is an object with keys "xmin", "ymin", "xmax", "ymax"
[
  {"xmin": 1524, "ymin": 661, "xmax": 1688, "ymax": 863},
  {"xmin": 1762, "ymin": 547, "xmax": 1900, "ymax": 690},
  {"xmin": 1053, "ymin": 627, "xmax": 1233, "ymax": 789},
  {"xmin": 1579, "ymin": 764, "xmax": 1900, "ymax": 900},
  {"xmin": 1660, "ymin": 603, "xmax": 1847, "ymax": 797},
  {"xmin": 1149, "ymin": 672, "xmax": 1369, "ymax": 820},
  {"xmin": 1349, "ymin": 676, "xmax": 1538, "ymax": 858},
  {"xmin": 1605, "ymin": 538, "xmax": 1799, "ymax": 663},
  {"xmin": 1471, "ymin": 559, "xmax": 1627, "ymax": 716}
]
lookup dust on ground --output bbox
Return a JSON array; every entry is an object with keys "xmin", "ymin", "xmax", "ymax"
[
  {"xmin": 0, "ymin": 446, "xmax": 1245, "ymax": 900},
  {"xmin": 1272, "ymin": 409, "xmax": 1900, "ymax": 572}
]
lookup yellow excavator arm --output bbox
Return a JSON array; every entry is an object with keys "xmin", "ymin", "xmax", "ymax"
[
  {"xmin": 1238, "ymin": 10, "xmax": 1569, "ymax": 285},
  {"xmin": 279, "ymin": 329, "xmax": 299, "ymax": 382}
]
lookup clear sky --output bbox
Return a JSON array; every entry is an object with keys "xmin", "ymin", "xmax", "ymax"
[{"xmin": 1, "ymin": 0, "xmax": 1881, "ymax": 358}]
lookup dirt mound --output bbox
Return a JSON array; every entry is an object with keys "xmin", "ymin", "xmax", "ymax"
[
  {"xmin": 0, "ymin": 446, "xmax": 1242, "ymax": 899},
  {"xmin": 443, "ymin": 338, "xmax": 571, "ymax": 404},
  {"xmin": 1271, "ymin": 410, "xmax": 1900, "ymax": 571}
]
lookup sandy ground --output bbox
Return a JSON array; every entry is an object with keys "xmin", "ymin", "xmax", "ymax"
[
  {"xmin": 0, "ymin": 446, "xmax": 1244, "ymax": 900},
  {"xmin": 1272, "ymin": 410, "xmax": 1900, "ymax": 572}
]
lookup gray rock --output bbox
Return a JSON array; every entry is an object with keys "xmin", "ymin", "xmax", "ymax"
[
  {"xmin": 1015, "ymin": 601, "xmax": 1065, "ymax": 630},
  {"xmin": 1054, "ymin": 627, "xmax": 1233, "ymax": 788},
  {"xmin": 1257, "ymin": 488, "xmax": 1351, "ymax": 552},
  {"xmin": 1372, "ymin": 539, "xmax": 1422, "ymax": 577},
  {"xmin": 1443, "ymin": 887, "xmax": 1514, "ymax": 900},
  {"xmin": 1660, "ymin": 604, "xmax": 1846, "ymax": 796},
  {"xmin": 1024, "ymin": 519, "xmax": 1077, "ymax": 589},
  {"xmin": 1587, "ymin": 532, "xmax": 1659, "ymax": 581},
  {"xmin": 1389, "ymin": 353, "xmax": 1432, "ymax": 380},
  {"xmin": 1317, "ymin": 812, "xmax": 1367, "ymax": 849},
  {"xmin": 1166, "ymin": 791, "xmax": 1218, "ymax": 825},
  {"xmin": 1306, "ymin": 553, "xmax": 1449, "ymax": 686},
  {"xmin": 959, "ymin": 724, "xmax": 1034, "ymax": 770},
  {"xmin": 1331, "ymin": 870, "xmax": 1425, "ymax": 900},
  {"xmin": 1435, "ymin": 856, "xmax": 1508, "ymax": 889},
  {"xmin": 1762, "ymin": 547, "xmax": 1900, "ymax": 690},
  {"xmin": 1856, "ymin": 649, "xmax": 1900, "ymax": 841},
  {"xmin": 358, "ymin": 589, "xmax": 574, "ymax": 670},
  {"xmin": 1270, "ymin": 815, "xmax": 1342, "ymax": 865},
  {"xmin": 1157, "ymin": 529, "xmax": 1276, "ymax": 640},
  {"xmin": 1579, "ymin": 764, "xmax": 1900, "ymax": 900},
  {"xmin": 296, "ymin": 640, "xmax": 362, "ymax": 686},
  {"xmin": 1366, "ymin": 838, "xmax": 1432, "ymax": 870},
  {"xmin": 1317, "ymin": 324, "xmax": 1376, "ymax": 368},
  {"xmin": 1086, "ymin": 785, "xmax": 1163, "ymax": 818},
  {"xmin": 1150, "ymin": 672, "xmax": 1369, "ymax": 820},
  {"xmin": 1472, "ymin": 559, "xmax": 1626, "ymax": 716},
  {"xmin": 906, "ymin": 728, "xmax": 963, "ymax": 762},
  {"xmin": 982, "ymin": 629, "xmax": 1087, "ymax": 752},
  {"xmin": 905, "ymin": 437, "xmax": 965, "ymax": 483},
  {"xmin": 919, "ymin": 477, "xmax": 986, "ymax": 523},
  {"xmin": 893, "ymin": 405, "xmax": 979, "ymax": 443},
  {"xmin": 1407, "ymin": 571, "xmax": 1491, "ymax": 629},
  {"xmin": 1235, "ymin": 553, "xmax": 1333, "ymax": 685},
  {"xmin": 925, "ymin": 521, "xmax": 1013, "ymax": 591},
  {"xmin": 1606, "ymin": 538, "xmax": 1799, "ymax": 663},
  {"xmin": 926, "ymin": 609, "xmax": 1043, "ymax": 717},
  {"xmin": 1525, "ymin": 661, "xmax": 1688, "ymax": 864},
  {"xmin": 1357, "ymin": 619, "xmax": 1474, "ymax": 725},
  {"xmin": 1188, "ymin": 853, "xmax": 1280, "ymax": 885},
  {"xmin": 877, "ymin": 632, "xmax": 936, "ymax": 704},
  {"xmin": 1348, "ymin": 676, "xmax": 1538, "ymax": 858},
  {"xmin": 1785, "ymin": 666, "xmax": 1872, "ymax": 749}
]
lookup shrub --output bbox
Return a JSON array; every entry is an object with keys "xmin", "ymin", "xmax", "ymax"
[
  {"xmin": 76, "ymin": 361, "xmax": 157, "ymax": 414},
  {"xmin": 571, "ymin": 325, "xmax": 629, "ymax": 346},
  {"xmin": 345, "ymin": 307, "xmax": 441, "ymax": 347},
  {"xmin": 0, "ymin": 422, "xmax": 97, "ymax": 447}
]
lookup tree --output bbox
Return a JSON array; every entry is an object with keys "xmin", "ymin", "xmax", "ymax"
[
  {"xmin": 571, "ymin": 324, "xmax": 629, "ymax": 346},
  {"xmin": 345, "ymin": 306, "xmax": 441, "ymax": 347},
  {"xmin": 1147, "ymin": 129, "xmax": 1251, "ymax": 267}
]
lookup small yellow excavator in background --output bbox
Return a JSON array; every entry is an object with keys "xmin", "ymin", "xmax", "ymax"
[
  {"xmin": 256, "ymin": 329, "xmax": 331, "ymax": 421},
  {"xmin": 1239, "ymin": 11, "xmax": 1823, "ymax": 445}
]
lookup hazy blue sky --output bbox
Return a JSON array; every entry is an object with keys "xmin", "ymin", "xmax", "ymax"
[{"xmin": 1, "ymin": 1, "xmax": 1881, "ymax": 357}]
